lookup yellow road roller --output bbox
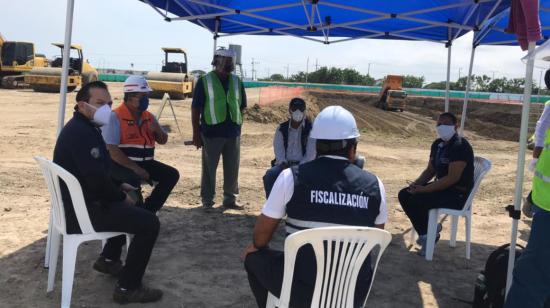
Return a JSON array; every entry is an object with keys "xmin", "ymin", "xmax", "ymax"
[
  {"xmin": 0, "ymin": 33, "xmax": 48, "ymax": 88},
  {"xmin": 24, "ymin": 43, "xmax": 97, "ymax": 93},
  {"xmin": 146, "ymin": 48, "xmax": 194, "ymax": 100}
]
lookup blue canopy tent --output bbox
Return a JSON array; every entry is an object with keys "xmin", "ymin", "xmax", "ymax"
[
  {"xmin": 54, "ymin": 0, "xmax": 511, "ymax": 138},
  {"xmin": 139, "ymin": 0, "xmax": 510, "ymax": 112},
  {"xmin": 458, "ymin": 1, "xmax": 549, "ymax": 297}
]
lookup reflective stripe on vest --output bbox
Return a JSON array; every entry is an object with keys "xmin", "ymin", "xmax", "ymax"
[
  {"xmin": 202, "ymin": 71, "xmax": 242, "ymax": 125},
  {"xmin": 285, "ymin": 217, "xmax": 345, "ymax": 234},
  {"xmin": 113, "ymin": 103, "xmax": 156, "ymax": 162}
]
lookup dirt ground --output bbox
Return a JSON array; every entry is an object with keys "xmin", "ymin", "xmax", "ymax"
[{"xmin": 0, "ymin": 83, "xmax": 535, "ymax": 307}]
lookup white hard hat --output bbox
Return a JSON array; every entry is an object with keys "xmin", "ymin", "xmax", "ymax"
[
  {"xmin": 214, "ymin": 48, "xmax": 236, "ymax": 58},
  {"xmin": 310, "ymin": 105, "xmax": 360, "ymax": 140},
  {"xmin": 123, "ymin": 75, "xmax": 153, "ymax": 93}
]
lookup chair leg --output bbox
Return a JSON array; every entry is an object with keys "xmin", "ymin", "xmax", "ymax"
[
  {"xmin": 449, "ymin": 215, "xmax": 459, "ymax": 248},
  {"xmin": 44, "ymin": 211, "xmax": 53, "ymax": 268},
  {"xmin": 425, "ymin": 209, "xmax": 439, "ymax": 261},
  {"xmin": 266, "ymin": 292, "xmax": 278, "ymax": 308},
  {"xmin": 61, "ymin": 238, "xmax": 80, "ymax": 308},
  {"xmin": 465, "ymin": 215, "xmax": 471, "ymax": 260},
  {"xmin": 46, "ymin": 230, "xmax": 61, "ymax": 292}
]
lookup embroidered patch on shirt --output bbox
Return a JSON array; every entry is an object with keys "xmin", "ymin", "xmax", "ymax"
[{"xmin": 90, "ymin": 147, "xmax": 100, "ymax": 159}]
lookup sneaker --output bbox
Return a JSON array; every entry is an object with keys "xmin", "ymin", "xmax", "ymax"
[
  {"xmin": 93, "ymin": 257, "xmax": 123, "ymax": 277},
  {"xmin": 113, "ymin": 285, "xmax": 163, "ymax": 304},
  {"xmin": 222, "ymin": 202, "xmax": 244, "ymax": 210},
  {"xmin": 416, "ymin": 223, "xmax": 442, "ymax": 246}
]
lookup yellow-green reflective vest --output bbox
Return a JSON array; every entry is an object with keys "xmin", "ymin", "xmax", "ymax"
[
  {"xmin": 533, "ymin": 100, "xmax": 550, "ymax": 211},
  {"xmin": 201, "ymin": 71, "xmax": 243, "ymax": 125}
]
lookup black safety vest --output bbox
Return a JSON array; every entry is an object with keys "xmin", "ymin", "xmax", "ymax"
[
  {"xmin": 285, "ymin": 157, "xmax": 382, "ymax": 234},
  {"xmin": 279, "ymin": 119, "xmax": 312, "ymax": 156}
]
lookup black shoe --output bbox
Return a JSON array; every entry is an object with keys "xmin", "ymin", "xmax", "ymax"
[
  {"xmin": 113, "ymin": 285, "xmax": 163, "ymax": 304},
  {"xmin": 222, "ymin": 202, "xmax": 244, "ymax": 210},
  {"xmin": 93, "ymin": 257, "xmax": 123, "ymax": 277}
]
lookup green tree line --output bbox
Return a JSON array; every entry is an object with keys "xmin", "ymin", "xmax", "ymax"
[{"xmin": 261, "ymin": 67, "xmax": 547, "ymax": 94}]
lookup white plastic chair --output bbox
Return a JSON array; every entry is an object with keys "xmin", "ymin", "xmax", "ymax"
[
  {"xmin": 34, "ymin": 157, "xmax": 131, "ymax": 308},
  {"xmin": 266, "ymin": 226, "xmax": 392, "ymax": 308},
  {"xmin": 410, "ymin": 156, "xmax": 492, "ymax": 261}
]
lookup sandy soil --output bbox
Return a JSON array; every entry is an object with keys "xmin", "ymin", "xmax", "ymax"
[{"xmin": 0, "ymin": 83, "xmax": 535, "ymax": 307}]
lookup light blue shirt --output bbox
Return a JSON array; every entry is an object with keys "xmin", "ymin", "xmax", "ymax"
[{"xmin": 101, "ymin": 112, "xmax": 121, "ymax": 145}]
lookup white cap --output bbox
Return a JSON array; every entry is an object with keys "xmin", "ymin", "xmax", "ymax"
[
  {"xmin": 214, "ymin": 48, "xmax": 236, "ymax": 58},
  {"xmin": 123, "ymin": 75, "xmax": 153, "ymax": 93},
  {"xmin": 310, "ymin": 105, "xmax": 360, "ymax": 140}
]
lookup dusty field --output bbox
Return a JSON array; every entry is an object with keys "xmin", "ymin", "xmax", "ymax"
[{"xmin": 0, "ymin": 83, "xmax": 534, "ymax": 307}]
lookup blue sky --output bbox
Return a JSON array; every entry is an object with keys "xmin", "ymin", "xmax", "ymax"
[{"xmin": 1, "ymin": 0, "xmax": 544, "ymax": 84}]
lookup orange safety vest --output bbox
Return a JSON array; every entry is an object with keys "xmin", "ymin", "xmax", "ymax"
[{"xmin": 113, "ymin": 103, "xmax": 155, "ymax": 162}]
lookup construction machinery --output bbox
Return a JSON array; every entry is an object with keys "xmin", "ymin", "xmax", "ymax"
[
  {"xmin": 376, "ymin": 75, "xmax": 407, "ymax": 112},
  {"xmin": 0, "ymin": 33, "xmax": 48, "ymax": 88},
  {"xmin": 146, "ymin": 48, "xmax": 194, "ymax": 100},
  {"xmin": 24, "ymin": 43, "xmax": 97, "ymax": 92}
]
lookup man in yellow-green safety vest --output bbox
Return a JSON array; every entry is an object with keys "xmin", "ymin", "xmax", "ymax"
[
  {"xmin": 505, "ymin": 71, "xmax": 550, "ymax": 308},
  {"xmin": 191, "ymin": 47, "xmax": 247, "ymax": 210}
]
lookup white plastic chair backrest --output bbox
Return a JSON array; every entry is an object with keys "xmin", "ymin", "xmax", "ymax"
[
  {"xmin": 278, "ymin": 227, "xmax": 392, "ymax": 308},
  {"xmin": 461, "ymin": 156, "xmax": 492, "ymax": 212},
  {"xmin": 34, "ymin": 156, "xmax": 95, "ymax": 235}
]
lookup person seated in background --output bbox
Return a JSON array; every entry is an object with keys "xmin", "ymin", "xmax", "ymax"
[
  {"xmin": 101, "ymin": 75, "xmax": 179, "ymax": 214},
  {"xmin": 398, "ymin": 112, "xmax": 474, "ymax": 256},
  {"xmin": 262, "ymin": 97, "xmax": 315, "ymax": 197}
]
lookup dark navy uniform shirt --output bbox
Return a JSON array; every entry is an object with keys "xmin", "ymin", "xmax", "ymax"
[
  {"xmin": 191, "ymin": 73, "xmax": 247, "ymax": 138},
  {"xmin": 429, "ymin": 134, "xmax": 474, "ymax": 191},
  {"xmin": 53, "ymin": 112, "xmax": 125, "ymax": 233}
]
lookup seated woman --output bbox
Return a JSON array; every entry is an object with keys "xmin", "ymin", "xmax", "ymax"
[{"xmin": 398, "ymin": 112, "xmax": 474, "ymax": 256}]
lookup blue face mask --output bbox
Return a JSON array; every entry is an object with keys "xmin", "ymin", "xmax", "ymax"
[{"xmin": 138, "ymin": 95, "xmax": 149, "ymax": 112}]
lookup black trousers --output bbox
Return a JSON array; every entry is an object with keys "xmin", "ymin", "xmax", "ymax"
[
  {"xmin": 90, "ymin": 202, "xmax": 160, "ymax": 290},
  {"xmin": 137, "ymin": 160, "xmax": 180, "ymax": 213},
  {"xmin": 244, "ymin": 247, "xmax": 372, "ymax": 308},
  {"xmin": 110, "ymin": 160, "xmax": 180, "ymax": 213},
  {"xmin": 398, "ymin": 186, "xmax": 468, "ymax": 235}
]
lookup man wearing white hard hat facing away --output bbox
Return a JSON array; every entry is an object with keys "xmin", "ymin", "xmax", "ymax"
[
  {"xmin": 191, "ymin": 47, "xmax": 247, "ymax": 209},
  {"xmin": 102, "ymin": 75, "xmax": 180, "ymax": 214},
  {"xmin": 242, "ymin": 106, "xmax": 387, "ymax": 307}
]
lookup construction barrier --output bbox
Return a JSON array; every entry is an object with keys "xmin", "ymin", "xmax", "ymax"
[
  {"xmin": 97, "ymin": 75, "xmax": 550, "ymax": 104},
  {"xmin": 257, "ymin": 86, "xmax": 304, "ymax": 106}
]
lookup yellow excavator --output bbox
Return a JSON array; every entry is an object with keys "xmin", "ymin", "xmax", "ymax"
[
  {"xmin": 24, "ymin": 43, "xmax": 97, "ymax": 92},
  {"xmin": 0, "ymin": 33, "xmax": 48, "ymax": 88},
  {"xmin": 146, "ymin": 47, "xmax": 194, "ymax": 99},
  {"xmin": 376, "ymin": 75, "xmax": 407, "ymax": 112}
]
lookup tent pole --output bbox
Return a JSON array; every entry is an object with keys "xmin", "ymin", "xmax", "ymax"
[
  {"xmin": 505, "ymin": 41, "xmax": 536, "ymax": 296},
  {"xmin": 213, "ymin": 17, "xmax": 220, "ymax": 56},
  {"xmin": 56, "ymin": 0, "xmax": 75, "ymax": 136},
  {"xmin": 460, "ymin": 45, "xmax": 476, "ymax": 135},
  {"xmin": 445, "ymin": 40, "xmax": 452, "ymax": 112}
]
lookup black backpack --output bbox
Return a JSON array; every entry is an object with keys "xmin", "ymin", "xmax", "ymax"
[{"xmin": 472, "ymin": 243, "xmax": 524, "ymax": 308}]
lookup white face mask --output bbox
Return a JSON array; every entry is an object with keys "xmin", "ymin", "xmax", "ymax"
[
  {"xmin": 86, "ymin": 103, "xmax": 111, "ymax": 127},
  {"xmin": 291, "ymin": 110, "xmax": 304, "ymax": 122},
  {"xmin": 436, "ymin": 124, "xmax": 456, "ymax": 141}
]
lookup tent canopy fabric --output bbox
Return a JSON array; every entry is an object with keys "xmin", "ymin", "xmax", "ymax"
[
  {"xmin": 143, "ymin": 0, "xmax": 510, "ymax": 44},
  {"xmin": 475, "ymin": 3, "xmax": 550, "ymax": 47}
]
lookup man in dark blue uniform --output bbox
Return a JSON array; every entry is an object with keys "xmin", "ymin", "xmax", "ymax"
[
  {"xmin": 398, "ymin": 112, "xmax": 474, "ymax": 256},
  {"xmin": 242, "ymin": 106, "xmax": 388, "ymax": 308},
  {"xmin": 53, "ymin": 81, "xmax": 162, "ymax": 304}
]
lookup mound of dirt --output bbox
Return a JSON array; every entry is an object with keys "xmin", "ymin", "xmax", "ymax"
[
  {"xmin": 244, "ymin": 99, "xmax": 320, "ymax": 124},
  {"xmin": 306, "ymin": 90, "xmax": 544, "ymax": 142}
]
